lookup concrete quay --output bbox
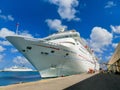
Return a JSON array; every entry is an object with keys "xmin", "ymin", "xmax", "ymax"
[
  {"xmin": 0, "ymin": 73, "xmax": 98, "ymax": 90},
  {"xmin": 1, "ymin": 72, "xmax": 120, "ymax": 90},
  {"xmin": 64, "ymin": 73, "xmax": 120, "ymax": 90}
]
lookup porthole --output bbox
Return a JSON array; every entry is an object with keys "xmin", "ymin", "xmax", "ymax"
[
  {"xmin": 51, "ymin": 50, "xmax": 55, "ymax": 53},
  {"xmin": 26, "ymin": 46, "xmax": 32, "ymax": 50}
]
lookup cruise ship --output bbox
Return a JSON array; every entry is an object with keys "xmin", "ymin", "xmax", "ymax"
[
  {"xmin": 4, "ymin": 66, "xmax": 33, "ymax": 71},
  {"xmin": 6, "ymin": 30, "xmax": 99, "ymax": 77}
]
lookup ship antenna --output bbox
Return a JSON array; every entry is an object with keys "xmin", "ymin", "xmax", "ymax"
[{"xmin": 16, "ymin": 22, "xmax": 19, "ymax": 35}]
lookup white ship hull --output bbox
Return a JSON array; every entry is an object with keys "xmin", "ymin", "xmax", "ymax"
[{"xmin": 6, "ymin": 31, "xmax": 99, "ymax": 77}]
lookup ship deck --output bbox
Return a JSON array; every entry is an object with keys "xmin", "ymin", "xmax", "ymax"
[{"xmin": 1, "ymin": 72, "xmax": 120, "ymax": 90}]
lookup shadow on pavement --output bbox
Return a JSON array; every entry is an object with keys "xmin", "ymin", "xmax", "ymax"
[{"xmin": 64, "ymin": 73, "xmax": 120, "ymax": 90}]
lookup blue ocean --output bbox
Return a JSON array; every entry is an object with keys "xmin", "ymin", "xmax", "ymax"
[{"xmin": 0, "ymin": 71, "xmax": 41, "ymax": 86}]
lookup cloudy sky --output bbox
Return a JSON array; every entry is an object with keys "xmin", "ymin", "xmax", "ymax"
[{"xmin": 0, "ymin": 0, "xmax": 120, "ymax": 70}]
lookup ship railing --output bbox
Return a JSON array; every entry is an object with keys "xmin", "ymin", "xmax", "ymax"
[
  {"xmin": 44, "ymin": 41, "xmax": 61, "ymax": 46},
  {"xmin": 26, "ymin": 37, "xmax": 61, "ymax": 46},
  {"xmin": 24, "ymin": 38, "xmax": 41, "ymax": 41},
  {"xmin": 25, "ymin": 37, "xmax": 47, "ymax": 42},
  {"xmin": 24, "ymin": 37, "xmax": 63, "ymax": 47}
]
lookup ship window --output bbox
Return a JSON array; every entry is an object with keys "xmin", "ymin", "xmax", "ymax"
[
  {"xmin": 22, "ymin": 50, "xmax": 25, "ymax": 52},
  {"xmin": 41, "ymin": 52, "xmax": 49, "ymax": 55},
  {"xmin": 46, "ymin": 38, "xmax": 51, "ymax": 41},
  {"xmin": 51, "ymin": 50, "xmax": 55, "ymax": 53},
  {"xmin": 66, "ymin": 53, "xmax": 69, "ymax": 56},
  {"xmin": 65, "ymin": 35, "xmax": 69, "ymax": 38},
  {"xmin": 44, "ymin": 52, "xmax": 49, "ymax": 55},
  {"xmin": 26, "ymin": 46, "xmax": 32, "ymax": 50}
]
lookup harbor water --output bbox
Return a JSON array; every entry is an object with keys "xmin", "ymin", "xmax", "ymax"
[{"xmin": 0, "ymin": 71, "xmax": 41, "ymax": 86}]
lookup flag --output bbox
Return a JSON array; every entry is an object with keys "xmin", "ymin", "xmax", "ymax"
[
  {"xmin": 85, "ymin": 45, "xmax": 88, "ymax": 48},
  {"xmin": 16, "ymin": 23, "xmax": 19, "ymax": 26}
]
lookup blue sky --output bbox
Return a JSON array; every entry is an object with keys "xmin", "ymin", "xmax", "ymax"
[{"xmin": 0, "ymin": 0, "xmax": 120, "ymax": 70}]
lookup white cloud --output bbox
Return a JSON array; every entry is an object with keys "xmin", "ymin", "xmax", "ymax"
[
  {"xmin": 46, "ymin": 19, "xmax": 67, "ymax": 31},
  {"xmin": 0, "ymin": 15, "xmax": 7, "ymax": 20},
  {"xmin": 0, "ymin": 9, "xmax": 14, "ymax": 21},
  {"xmin": 0, "ymin": 28, "xmax": 15, "ymax": 39},
  {"xmin": 89, "ymin": 27, "xmax": 113, "ymax": 53},
  {"xmin": 13, "ymin": 56, "xmax": 30, "ymax": 65},
  {"xmin": 105, "ymin": 1, "xmax": 116, "ymax": 8},
  {"xmin": 110, "ymin": 25, "xmax": 120, "ymax": 34},
  {"xmin": 48, "ymin": 0, "xmax": 80, "ymax": 21},
  {"xmin": 0, "ymin": 28, "xmax": 33, "ymax": 39},
  {"xmin": 11, "ymin": 48, "xmax": 18, "ymax": 53},
  {"xmin": 0, "ymin": 54, "xmax": 4, "ymax": 62},
  {"xmin": 114, "ymin": 35, "xmax": 120, "ymax": 38},
  {"xmin": 0, "ymin": 45, "xmax": 5, "ymax": 52},
  {"xmin": 112, "ymin": 43, "xmax": 118, "ymax": 48},
  {"xmin": 7, "ymin": 15, "xmax": 14, "ymax": 21},
  {"xmin": 19, "ymin": 30, "xmax": 33, "ymax": 38},
  {"xmin": 105, "ymin": 55, "xmax": 111, "ymax": 61},
  {"xmin": 0, "ymin": 14, "xmax": 14, "ymax": 21},
  {"xmin": 0, "ymin": 40, "xmax": 11, "ymax": 46},
  {"xmin": 0, "ymin": 9, "xmax": 2, "ymax": 13}
]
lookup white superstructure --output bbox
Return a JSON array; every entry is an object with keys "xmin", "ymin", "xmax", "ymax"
[
  {"xmin": 6, "ymin": 30, "xmax": 99, "ymax": 77},
  {"xmin": 4, "ymin": 66, "xmax": 33, "ymax": 71}
]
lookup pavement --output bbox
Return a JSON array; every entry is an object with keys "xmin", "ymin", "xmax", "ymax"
[
  {"xmin": 64, "ymin": 73, "xmax": 120, "ymax": 90},
  {"xmin": 0, "ymin": 73, "xmax": 98, "ymax": 90},
  {"xmin": 1, "ymin": 72, "xmax": 120, "ymax": 90}
]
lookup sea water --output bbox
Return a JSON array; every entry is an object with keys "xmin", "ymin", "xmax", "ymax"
[{"xmin": 0, "ymin": 71, "xmax": 41, "ymax": 86}]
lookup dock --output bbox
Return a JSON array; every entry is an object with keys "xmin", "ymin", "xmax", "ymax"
[
  {"xmin": 0, "ymin": 73, "xmax": 98, "ymax": 90},
  {"xmin": 64, "ymin": 73, "xmax": 120, "ymax": 90},
  {"xmin": 0, "ymin": 72, "xmax": 120, "ymax": 90}
]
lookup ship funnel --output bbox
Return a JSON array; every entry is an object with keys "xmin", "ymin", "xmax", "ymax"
[{"xmin": 58, "ymin": 28, "xmax": 65, "ymax": 32}]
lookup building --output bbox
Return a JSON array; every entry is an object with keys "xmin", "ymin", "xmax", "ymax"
[{"xmin": 108, "ymin": 43, "xmax": 120, "ymax": 73}]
